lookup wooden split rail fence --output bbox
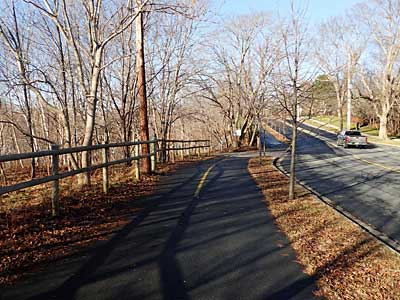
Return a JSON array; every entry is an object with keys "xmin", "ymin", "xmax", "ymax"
[{"xmin": 0, "ymin": 138, "xmax": 210, "ymax": 217}]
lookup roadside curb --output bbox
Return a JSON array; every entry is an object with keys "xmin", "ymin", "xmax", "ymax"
[{"xmin": 273, "ymin": 155, "xmax": 400, "ymax": 255}]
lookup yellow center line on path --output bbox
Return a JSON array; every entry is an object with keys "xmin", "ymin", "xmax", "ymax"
[{"xmin": 194, "ymin": 163, "xmax": 217, "ymax": 198}]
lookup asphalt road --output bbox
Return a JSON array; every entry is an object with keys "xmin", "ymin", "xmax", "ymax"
[
  {"xmin": 1, "ymin": 155, "xmax": 319, "ymax": 300},
  {"xmin": 274, "ymin": 121, "xmax": 400, "ymax": 247}
]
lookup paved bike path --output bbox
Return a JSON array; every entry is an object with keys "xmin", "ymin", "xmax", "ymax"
[{"xmin": 1, "ymin": 154, "xmax": 320, "ymax": 300}]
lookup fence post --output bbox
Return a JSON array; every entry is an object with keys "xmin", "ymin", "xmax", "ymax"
[
  {"xmin": 171, "ymin": 142, "xmax": 175, "ymax": 163},
  {"xmin": 180, "ymin": 141, "xmax": 184, "ymax": 160},
  {"xmin": 166, "ymin": 140, "xmax": 169, "ymax": 162},
  {"xmin": 51, "ymin": 144, "xmax": 60, "ymax": 217},
  {"xmin": 208, "ymin": 140, "xmax": 211, "ymax": 156},
  {"xmin": 151, "ymin": 135, "xmax": 157, "ymax": 173},
  {"xmin": 135, "ymin": 143, "xmax": 140, "ymax": 181},
  {"xmin": 197, "ymin": 143, "xmax": 201, "ymax": 158},
  {"xmin": 188, "ymin": 141, "xmax": 192, "ymax": 159},
  {"xmin": 102, "ymin": 144, "xmax": 109, "ymax": 194},
  {"xmin": 161, "ymin": 139, "xmax": 166, "ymax": 163}
]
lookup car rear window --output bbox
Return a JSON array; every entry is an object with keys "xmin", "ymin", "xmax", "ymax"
[{"xmin": 345, "ymin": 131, "xmax": 361, "ymax": 136}]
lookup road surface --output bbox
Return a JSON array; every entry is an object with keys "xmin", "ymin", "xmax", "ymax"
[
  {"xmin": 275, "ymin": 121, "xmax": 400, "ymax": 247},
  {"xmin": 1, "ymin": 154, "xmax": 319, "ymax": 300}
]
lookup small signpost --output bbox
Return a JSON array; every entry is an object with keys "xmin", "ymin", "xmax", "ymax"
[{"xmin": 233, "ymin": 129, "xmax": 241, "ymax": 137}]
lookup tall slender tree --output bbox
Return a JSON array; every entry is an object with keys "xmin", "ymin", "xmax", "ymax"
[
  {"xmin": 274, "ymin": 2, "xmax": 314, "ymax": 200},
  {"xmin": 136, "ymin": 0, "xmax": 151, "ymax": 174}
]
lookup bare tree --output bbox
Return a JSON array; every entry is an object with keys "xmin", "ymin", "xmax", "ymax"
[
  {"xmin": 0, "ymin": 2, "xmax": 61, "ymax": 177},
  {"xmin": 274, "ymin": 3, "xmax": 314, "ymax": 200},
  {"xmin": 198, "ymin": 13, "xmax": 277, "ymax": 148},
  {"xmin": 355, "ymin": 0, "xmax": 400, "ymax": 139},
  {"xmin": 146, "ymin": 3, "xmax": 204, "ymax": 161},
  {"xmin": 317, "ymin": 16, "xmax": 364, "ymax": 131},
  {"xmin": 24, "ymin": 0, "xmax": 146, "ymax": 183},
  {"xmin": 102, "ymin": 27, "xmax": 138, "ymax": 159}
]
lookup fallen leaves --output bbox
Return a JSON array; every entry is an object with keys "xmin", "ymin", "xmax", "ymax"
[
  {"xmin": 248, "ymin": 157, "xmax": 400, "ymax": 300},
  {"xmin": 0, "ymin": 159, "xmax": 200, "ymax": 286}
]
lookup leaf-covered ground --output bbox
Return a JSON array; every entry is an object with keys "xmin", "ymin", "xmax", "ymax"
[
  {"xmin": 248, "ymin": 157, "xmax": 400, "ymax": 300},
  {"xmin": 0, "ymin": 159, "xmax": 198, "ymax": 286}
]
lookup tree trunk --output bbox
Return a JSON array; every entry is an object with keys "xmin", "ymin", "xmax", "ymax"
[
  {"xmin": 378, "ymin": 113, "xmax": 389, "ymax": 140},
  {"xmin": 338, "ymin": 103, "xmax": 343, "ymax": 132},
  {"xmin": 22, "ymin": 84, "xmax": 36, "ymax": 179},
  {"xmin": 11, "ymin": 125, "xmax": 24, "ymax": 168},
  {"xmin": 79, "ymin": 49, "xmax": 103, "ymax": 185},
  {"xmin": 289, "ymin": 122, "xmax": 297, "ymax": 200},
  {"xmin": 136, "ymin": 0, "xmax": 151, "ymax": 175},
  {"xmin": 346, "ymin": 57, "xmax": 352, "ymax": 130},
  {"xmin": 249, "ymin": 124, "xmax": 257, "ymax": 146}
]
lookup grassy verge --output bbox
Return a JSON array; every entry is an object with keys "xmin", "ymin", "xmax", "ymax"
[
  {"xmin": 311, "ymin": 115, "xmax": 355, "ymax": 130},
  {"xmin": 248, "ymin": 157, "xmax": 400, "ymax": 300},
  {"xmin": 359, "ymin": 125, "xmax": 380, "ymax": 136},
  {"xmin": 305, "ymin": 119, "xmax": 340, "ymax": 133}
]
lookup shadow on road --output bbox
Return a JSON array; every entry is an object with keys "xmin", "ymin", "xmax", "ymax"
[
  {"xmin": 278, "ymin": 121, "xmax": 400, "ymax": 245},
  {"xmin": 24, "ymin": 163, "xmax": 205, "ymax": 300},
  {"xmin": 158, "ymin": 165, "xmax": 224, "ymax": 300},
  {"xmin": 4, "ymin": 156, "xmax": 324, "ymax": 300}
]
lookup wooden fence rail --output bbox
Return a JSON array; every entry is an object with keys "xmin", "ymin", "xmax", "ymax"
[{"xmin": 0, "ymin": 138, "xmax": 210, "ymax": 217}]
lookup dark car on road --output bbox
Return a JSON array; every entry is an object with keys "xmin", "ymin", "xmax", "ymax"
[{"xmin": 337, "ymin": 130, "xmax": 368, "ymax": 148}]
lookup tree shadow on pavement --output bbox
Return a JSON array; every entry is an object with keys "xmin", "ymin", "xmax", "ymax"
[
  {"xmin": 158, "ymin": 165, "xmax": 224, "ymax": 300},
  {"xmin": 23, "ymin": 163, "xmax": 206, "ymax": 300},
  {"xmin": 5, "ymin": 155, "xmax": 381, "ymax": 300}
]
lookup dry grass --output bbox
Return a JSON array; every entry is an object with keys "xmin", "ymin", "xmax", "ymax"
[{"xmin": 248, "ymin": 157, "xmax": 400, "ymax": 300}]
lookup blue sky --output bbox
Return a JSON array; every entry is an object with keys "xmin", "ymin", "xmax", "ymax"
[{"xmin": 220, "ymin": 0, "xmax": 362, "ymax": 24}]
